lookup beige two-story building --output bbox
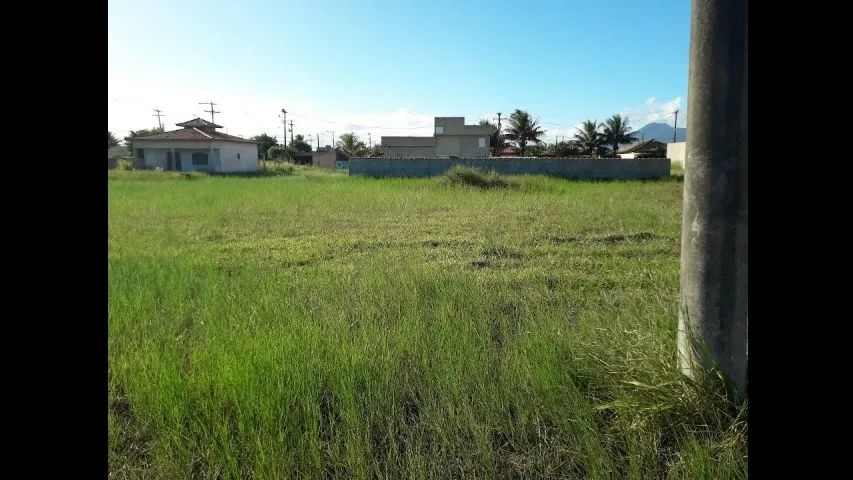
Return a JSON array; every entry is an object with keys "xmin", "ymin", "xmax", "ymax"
[{"xmin": 382, "ymin": 117, "xmax": 495, "ymax": 158}]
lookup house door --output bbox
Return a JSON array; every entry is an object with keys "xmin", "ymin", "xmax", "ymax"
[
  {"xmin": 174, "ymin": 152, "xmax": 182, "ymax": 171},
  {"xmin": 166, "ymin": 151, "xmax": 173, "ymax": 170}
]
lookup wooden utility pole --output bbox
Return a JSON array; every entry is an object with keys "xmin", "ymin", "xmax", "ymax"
[
  {"xmin": 289, "ymin": 120, "xmax": 294, "ymax": 144},
  {"xmin": 199, "ymin": 101, "xmax": 219, "ymax": 123},
  {"xmin": 281, "ymin": 109, "xmax": 287, "ymax": 149},
  {"xmin": 152, "ymin": 109, "xmax": 164, "ymax": 130},
  {"xmin": 678, "ymin": 0, "xmax": 748, "ymax": 399}
]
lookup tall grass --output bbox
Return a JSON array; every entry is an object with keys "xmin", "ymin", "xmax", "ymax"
[
  {"xmin": 109, "ymin": 168, "xmax": 745, "ymax": 479},
  {"xmin": 443, "ymin": 165, "xmax": 517, "ymax": 189}
]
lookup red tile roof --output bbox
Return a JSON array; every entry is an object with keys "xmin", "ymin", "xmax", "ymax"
[
  {"xmin": 133, "ymin": 127, "xmax": 255, "ymax": 144},
  {"xmin": 175, "ymin": 117, "xmax": 223, "ymax": 129}
]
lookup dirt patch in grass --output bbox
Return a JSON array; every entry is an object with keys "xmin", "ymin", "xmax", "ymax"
[
  {"xmin": 109, "ymin": 386, "xmax": 154, "ymax": 477},
  {"xmin": 548, "ymin": 231, "xmax": 659, "ymax": 244}
]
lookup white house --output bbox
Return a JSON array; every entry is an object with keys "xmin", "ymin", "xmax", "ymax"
[{"xmin": 131, "ymin": 118, "xmax": 258, "ymax": 173}]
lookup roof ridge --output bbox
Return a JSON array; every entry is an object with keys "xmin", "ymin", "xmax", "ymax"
[{"xmin": 193, "ymin": 127, "xmax": 213, "ymax": 139}]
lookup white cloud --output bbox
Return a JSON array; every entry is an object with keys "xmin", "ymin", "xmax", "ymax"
[
  {"xmin": 621, "ymin": 96, "xmax": 685, "ymax": 128},
  {"xmin": 108, "ymin": 88, "xmax": 437, "ymax": 146},
  {"xmin": 107, "ymin": 71, "xmax": 442, "ymax": 145}
]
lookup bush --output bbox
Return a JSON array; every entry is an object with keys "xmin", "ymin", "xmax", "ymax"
[
  {"xmin": 258, "ymin": 160, "xmax": 295, "ymax": 176},
  {"xmin": 267, "ymin": 145, "xmax": 287, "ymax": 160},
  {"xmin": 117, "ymin": 158, "xmax": 134, "ymax": 171},
  {"xmin": 442, "ymin": 165, "xmax": 517, "ymax": 189}
]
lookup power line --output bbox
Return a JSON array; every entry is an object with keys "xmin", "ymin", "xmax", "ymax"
[
  {"xmin": 199, "ymin": 101, "xmax": 220, "ymax": 124},
  {"xmin": 288, "ymin": 112, "xmax": 430, "ymax": 130}
]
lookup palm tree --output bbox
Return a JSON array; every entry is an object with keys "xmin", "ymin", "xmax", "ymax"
[
  {"xmin": 503, "ymin": 109, "xmax": 545, "ymax": 156},
  {"xmin": 573, "ymin": 120, "xmax": 603, "ymax": 156},
  {"xmin": 601, "ymin": 114, "xmax": 637, "ymax": 156},
  {"xmin": 336, "ymin": 133, "xmax": 369, "ymax": 157}
]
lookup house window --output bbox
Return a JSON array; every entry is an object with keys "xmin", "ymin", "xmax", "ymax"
[
  {"xmin": 435, "ymin": 126, "xmax": 444, "ymax": 135},
  {"xmin": 192, "ymin": 152, "xmax": 209, "ymax": 165},
  {"xmin": 479, "ymin": 138, "xmax": 487, "ymax": 148},
  {"xmin": 136, "ymin": 148, "xmax": 145, "ymax": 159}
]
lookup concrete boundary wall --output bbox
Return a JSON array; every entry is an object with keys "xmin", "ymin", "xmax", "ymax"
[{"xmin": 349, "ymin": 157, "xmax": 671, "ymax": 179}]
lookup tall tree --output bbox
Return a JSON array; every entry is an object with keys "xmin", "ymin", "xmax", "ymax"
[
  {"xmin": 287, "ymin": 134, "xmax": 312, "ymax": 157},
  {"xmin": 123, "ymin": 126, "xmax": 165, "ymax": 153},
  {"xmin": 503, "ymin": 109, "xmax": 545, "ymax": 156},
  {"xmin": 601, "ymin": 114, "xmax": 637, "ymax": 155},
  {"xmin": 108, "ymin": 131, "xmax": 119, "ymax": 148},
  {"xmin": 251, "ymin": 133, "xmax": 279, "ymax": 160},
  {"xmin": 367, "ymin": 144, "xmax": 384, "ymax": 157},
  {"xmin": 573, "ymin": 120, "xmax": 604, "ymax": 156},
  {"xmin": 336, "ymin": 133, "xmax": 369, "ymax": 157},
  {"xmin": 478, "ymin": 119, "xmax": 507, "ymax": 156}
]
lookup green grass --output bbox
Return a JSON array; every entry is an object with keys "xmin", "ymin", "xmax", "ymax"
[
  {"xmin": 671, "ymin": 161, "xmax": 684, "ymax": 177},
  {"xmin": 109, "ymin": 167, "xmax": 745, "ymax": 479}
]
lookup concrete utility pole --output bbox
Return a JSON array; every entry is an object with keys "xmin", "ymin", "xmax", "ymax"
[
  {"xmin": 317, "ymin": 132, "xmax": 320, "ymax": 149},
  {"xmin": 678, "ymin": 0, "xmax": 748, "ymax": 399},
  {"xmin": 152, "ymin": 109, "xmax": 164, "ymax": 130},
  {"xmin": 673, "ymin": 109, "xmax": 680, "ymax": 143},
  {"xmin": 199, "ymin": 101, "xmax": 219, "ymax": 124},
  {"xmin": 368, "ymin": 132, "xmax": 372, "ymax": 147},
  {"xmin": 289, "ymin": 120, "xmax": 294, "ymax": 144},
  {"xmin": 281, "ymin": 109, "xmax": 287, "ymax": 149}
]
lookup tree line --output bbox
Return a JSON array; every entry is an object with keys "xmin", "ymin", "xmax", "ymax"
[
  {"xmin": 478, "ymin": 109, "xmax": 641, "ymax": 157},
  {"xmin": 255, "ymin": 133, "xmax": 382, "ymax": 161},
  {"xmin": 111, "ymin": 109, "xmax": 643, "ymax": 160}
]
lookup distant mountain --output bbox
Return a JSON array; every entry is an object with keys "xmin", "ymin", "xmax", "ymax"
[{"xmin": 633, "ymin": 122, "xmax": 687, "ymax": 143}]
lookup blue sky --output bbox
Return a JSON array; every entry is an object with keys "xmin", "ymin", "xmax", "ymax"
[{"xmin": 108, "ymin": 0, "xmax": 691, "ymax": 145}]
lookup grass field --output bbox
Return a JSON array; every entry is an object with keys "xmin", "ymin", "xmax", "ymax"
[{"xmin": 108, "ymin": 165, "xmax": 746, "ymax": 479}]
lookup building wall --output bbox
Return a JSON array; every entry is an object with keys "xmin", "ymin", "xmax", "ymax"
[
  {"xmin": 312, "ymin": 149, "xmax": 346, "ymax": 169},
  {"xmin": 382, "ymin": 117, "xmax": 493, "ymax": 158},
  {"xmin": 434, "ymin": 117, "xmax": 491, "ymax": 157},
  {"xmin": 383, "ymin": 145, "xmax": 436, "ymax": 158},
  {"xmin": 137, "ymin": 147, "xmax": 220, "ymax": 172},
  {"xmin": 667, "ymin": 142, "xmax": 686, "ymax": 166},
  {"xmin": 349, "ymin": 157, "xmax": 671, "ymax": 179},
  {"xmin": 436, "ymin": 135, "xmax": 489, "ymax": 157},
  {"xmin": 133, "ymin": 140, "xmax": 256, "ymax": 172},
  {"xmin": 219, "ymin": 142, "xmax": 258, "ymax": 172},
  {"xmin": 383, "ymin": 136, "xmax": 489, "ymax": 158},
  {"xmin": 435, "ymin": 136, "xmax": 459, "ymax": 157}
]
